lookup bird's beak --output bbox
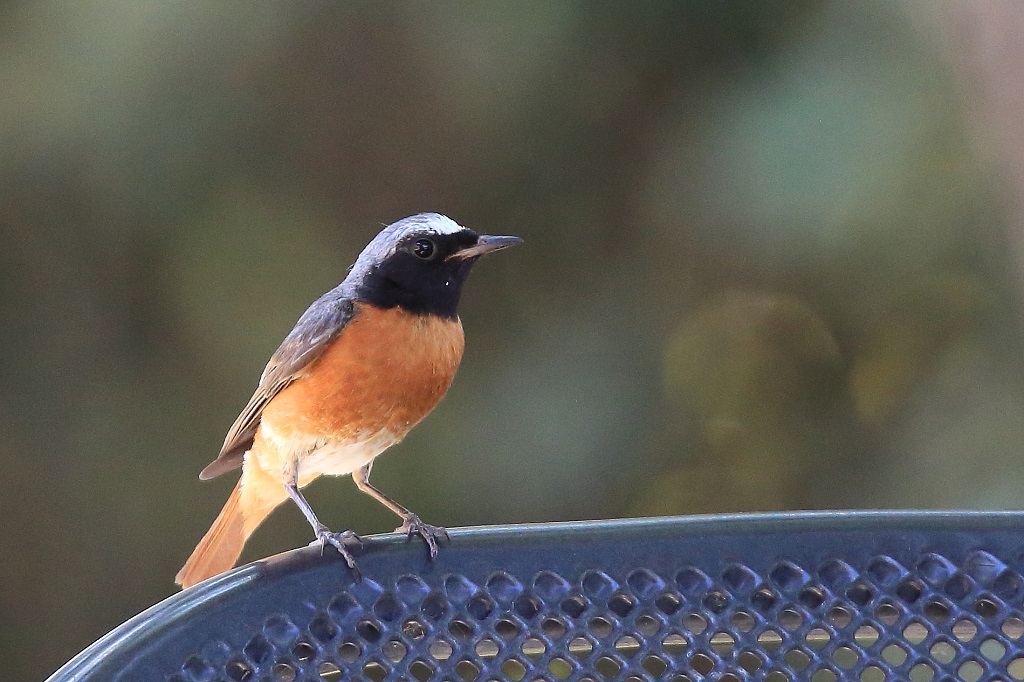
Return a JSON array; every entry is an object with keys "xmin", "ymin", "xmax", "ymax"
[{"xmin": 447, "ymin": 234, "xmax": 523, "ymax": 261}]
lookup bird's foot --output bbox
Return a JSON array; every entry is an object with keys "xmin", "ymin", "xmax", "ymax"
[
  {"xmin": 395, "ymin": 514, "xmax": 449, "ymax": 559},
  {"xmin": 309, "ymin": 526, "xmax": 362, "ymax": 575}
]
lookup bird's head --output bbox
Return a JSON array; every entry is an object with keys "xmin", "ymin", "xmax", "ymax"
[{"xmin": 347, "ymin": 213, "xmax": 521, "ymax": 318}]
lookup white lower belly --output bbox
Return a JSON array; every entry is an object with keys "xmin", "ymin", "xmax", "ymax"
[{"xmin": 258, "ymin": 422, "xmax": 400, "ymax": 481}]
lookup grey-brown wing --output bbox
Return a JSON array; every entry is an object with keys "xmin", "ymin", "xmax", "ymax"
[{"xmin": 198, "ymin": 296, "xmax": 356, "ymax": 480}]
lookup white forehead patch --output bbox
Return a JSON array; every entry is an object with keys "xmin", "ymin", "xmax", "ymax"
[
  {"xmin": 345, "ymin": 213, "xmax": 473, "ymax": 284},
  {"xmin": 414, "ymin": 212, "xmax": 465, "ymax": 236}
]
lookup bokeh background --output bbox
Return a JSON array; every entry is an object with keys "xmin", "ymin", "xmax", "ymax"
[{"xmin": 4, "ymin": 1, "xmax": 1024, "ymax": 678}]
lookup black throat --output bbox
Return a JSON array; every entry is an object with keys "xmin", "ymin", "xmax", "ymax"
[{"xmin": 355, "ymin": 258, "xmax": 474, "ymax": 319}]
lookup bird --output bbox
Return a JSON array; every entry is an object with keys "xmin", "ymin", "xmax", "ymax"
[{"xmin": 175, "ymin": 213, "xmax": 521, "ymax": 588}]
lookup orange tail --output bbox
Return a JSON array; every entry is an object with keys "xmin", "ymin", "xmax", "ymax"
[{"xmin": 175, "ymin": 478, "xmax": 279, "ymax": 589}]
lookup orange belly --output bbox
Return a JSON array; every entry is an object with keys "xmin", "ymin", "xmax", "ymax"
[{"xmin": 259, "ymin": 304, "xmax": 465, "ymax": 447}]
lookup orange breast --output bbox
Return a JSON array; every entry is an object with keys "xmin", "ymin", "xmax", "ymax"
[{"xmin": 260, "ymin": 304, "xmax": 465, "ymax": 443}]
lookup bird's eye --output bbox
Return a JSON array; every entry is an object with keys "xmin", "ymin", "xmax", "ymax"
[{"xmin": 412, "ymin": 238, "xmax": 435, "ymax": 259}]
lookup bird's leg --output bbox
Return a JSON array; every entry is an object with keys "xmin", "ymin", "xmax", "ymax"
[
  {"xmin": 353, "ymin": 463, "xmax": 449, "ymax": 558},
  {"xmin": 283, "ymin": 461, "xmax": 361, "ymax": 572}
]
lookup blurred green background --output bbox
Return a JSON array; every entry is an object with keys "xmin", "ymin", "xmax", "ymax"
[{"xmin": 4, "ymin": 1, "xmax": 1024, "ymax": 679}]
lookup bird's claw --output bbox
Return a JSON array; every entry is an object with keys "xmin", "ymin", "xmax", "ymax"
[
  {"xmin": 396, "ymin": 514, "xmax": 449, "ymax": 559},
  {"xmin": 309, "ymin": 526, "xmax": 362, "ymax": 576}
]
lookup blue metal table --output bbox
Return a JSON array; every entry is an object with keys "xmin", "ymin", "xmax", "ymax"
[{"xmin": 47, "ymin": 511, "xmax": 1024, "ymax": 681}]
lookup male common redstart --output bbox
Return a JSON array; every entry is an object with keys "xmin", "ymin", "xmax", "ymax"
[{"xmin": 175, "ymin": 213, "xmax": 520, "ymax": 588}]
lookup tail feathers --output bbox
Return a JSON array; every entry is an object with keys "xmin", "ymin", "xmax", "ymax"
[{"xmin": 175, "ymin": 479, "xmax": 277, "ymax": 589}]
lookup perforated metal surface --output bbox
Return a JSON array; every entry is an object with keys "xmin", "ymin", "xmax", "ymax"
[{"xmin": 48, "ymin": 512, "xmax": 1024, "ymax": 682}]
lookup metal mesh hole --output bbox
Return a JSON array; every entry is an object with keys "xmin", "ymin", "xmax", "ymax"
[
  {"xmin": 642, "ymin": 655, "xmax": 667, "ymax": 676},
  {"xmin": 881, "ymin": 643, "xmax": 907, "ymax": 666},
  {"xmin": 923, "ymin": 599, "xmax": 951, "ymax": 624},
  {"xmin": 846, "ymin": 583, "xmax": 873, "ymax": 606},
  {"xmin": 589, "ymin": 616, "xmax": 613, "ymax": 638},
  {"xmin": 975, "ymin": 597, "xmax": 1000, "ymax": 619},
  {"xmin": 908, "ymin": 661, "xmax": 935, "ymax": 682},
  {"xmin": 859, "ymin": 665, "xmax": 885, "ymax": 682},
  {"xmin": 310, "ymin": 614, "xmax": 339, "ymax": 644},
  {"xmin": 683, "ymin": 613, "xmax": 708, "ymax": 635},
  {"xmin": 543, "ymin": 617, "xmax": 568, "ymax": 640},
  {"xmin": 995, "ymin": 569, "xmax": 1022, "ymax": 598},
  {"xmin": 722, "ymin": 563, "xmax": 758, "ymax": 593},
  {"xmin": 409, "ymin": 660, "xmax": 433, "ymax": 682},
  {"xmin": 356, "ymin": 620, "xmax": 383, "ymax": 643},
  {"xmin": 428, "ymin": 640, "xmax": 453, "ymax": 660},
  {"xmin": 361, "ymin": 661, "xmax": 387, "ymax": 682},
  {"xmin": 738, "ymin": 650, "xmax": 763, "ymax": 673},
  {"xmin": 854, "ymin": 624, "xmax": 879, "ymax": 647},
  {"xmin": 609, "ymin": 593, "xmax": 635, "ymax": 618},
  {"xmin": 317, "ymin": 661, "xmax": 341, "ymax": 680},
  {"xmin": 421, "ymin": 593, "xmax": 447, "ymax": 622},
  {"xmin": 980, "ymin": 636, "xmax": 1006, "ymax": 661},
  {"xmin": 831, "ymin": 645, "xmax": 858, "ymax": 669},
  {"xmin": 826, "ymin": 606, "xmax": 853, "ymax": 628},
  {"xmin": 338, "ymin": 641, "xmax": 360, "ymax": 663},
  {"xmin": 703, "ymin": 589, "xmax": 729, "ymax": 613},
  {"xmin": 495, "ymin": 618, "xmax": 519, "ymax": 640},
  {"xmin": 868, "ymin": 557, "xmax": 905, "ymax": 586},
  {"xmin": 382, "ymin": 640, "xmax": 407, "ymax": 663},
  {"xmin": 514, "ymin": 595, "xmax": 541, "ymax": 620},
  {"xmin": 662, "ymin": 632, "xmax": 687, "ymax": 656},
  {"xmin": 901, "ymin": 621, "xmax": 928, "ymax": 645},
  {"xmin": 374, "ymin": 593, "xmax": 403, "ymax": 622},
  {"xmin": 799, "ymin": 586, "xmax": 826, "ymax": 609},
  {"xmin": 945, "ymin": 573, "xmax": 973, "ymax": 600},
  {"xmin": 765, "ymin": 671, "xmax": 792, "ymax": 682},
  {"xmin": 636, "ymin": 613, "xmax": 660, "ymax": 636},
  {"xmin": 779, "ymin": 608, "xmax": 804, "ymax": 631},
  {"xmin": 293, "ymin": 641, "xmax": 316, "ymax": 662},
  {"xmin": 804, "ymin": 627, "xmax": 830, "ymax": 650},
  {"xmin": 731, "ymin": 610, "xmax": 756, "ymax": 632},
  {"xmin": 448, "ymin": 618, "xmax": 474, "ymax": 640},
  {"xmin": 465, "ymin": 594, "xmax": 494, "ymax": 621},
  {"xmin": 896, "ymin": 578, "xmax": 923, "ymax": 604},
  {"xmin": 689, "ymin": 652, "xmax": 715, "ymax": 675},
  {"xmin": 244, "ymin": 636, "xmax": 272, "ymax": 665},
  {"xmin": 595, "ymin": 656, "xmax": 622, "ymax": 679},
  {"xmin": 714, "ymin": 631, "xmax": 736, "ymax": 656},
  {"xmin": 548, "ymin": 657, "xmax": 573, "ymax": 679},
  {"xmin": 500, "ymin": 658, "xmax": 527, "ymax": 681},
  {"xmin": 1003, "ymin": 616, "xmax": 1024, "ymax": 640},
  {"xmin": 783, "ymin": 648, "xmax": 811, "ymax": 672},
  {"xmin": 474, "ymin": 637, "xmax": 499, "ymax": 659},
  {"xmin": 720, "ymin": 673, "xmax": 742, "ymax": 682},
  {"xmin": 562, "ymin": 595, "xmax": 587, "ymax": 618},
  {"xmin": 656, "ymin": 591, "xmax": 682, "ymax": 615},
  {"xmin": 875, "ymin": 602, "xmax": 900, "ymax": 626},
  {"xmin": 758, "ymin": 628, "xmax": 784, "ymax": 654},
  {"xmin": 811, "ymin": 668, "xmax": 837, "ymax": 682},
  {"xmin": 402, "ymin": 619, "xmax": 427, "ymax": 641},
  {"xmin": 226, "ymin": 660, "xmax": 253, "ymax": 682},
  {"xmin": 455, "ymin": 659, "xmax": 481, "ymax": 681},
  {"xmin": 614, "ymin": 635, "xmax": 641, "ymax": 658},
  {"xmin": 953, "ymin": 618, "xmax": 979, "ymax": 642},
  {"xmin": 521, "ymin": 636, "xmax": 545, "ymax": 660},
  {"xmin": 569, "ymin": 636, "xmax": 594, "ymax": 660},
  {"xmin": 1008, "ymin": 656, "xmax": 1024, "ymax": 680},
  {"xmin": 752, "ymin": 588, "xmax": 778, "ymax": 612},
  {"xmin": 928, "ymin": 639, "xmax": 956, "ymax": 664},
  {"xmin": 273, "ymin": 662, "xmax": 297, "ymax": 682}
]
